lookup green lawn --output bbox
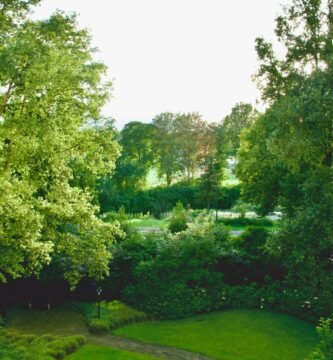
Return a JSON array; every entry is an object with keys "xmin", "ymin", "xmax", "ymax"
[
  {"xmin": 66, "ymin": 344, "xmax": 157, "ymax": 360},
  {"xmin": 114, "ymin": 310, "xmax": 318, "ymax": 360},
  {"xmin": 5, "ymin": 307, "xmax": 89, "ymax": 336},
  {"xmin": 129, "ymin": 218, "xmax": 169, "ymax": 229}
]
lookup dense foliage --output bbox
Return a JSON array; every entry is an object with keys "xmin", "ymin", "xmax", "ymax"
[
  {"xmin": 0, "ymin": 1, "xmax": 121, "ymax": 286},
  {"xmin": 99, "ymin": 181, "xmax": 241, "ymax": 216},
  {"xmin": 306, "ymin": 318, "xmax": 333, "ymax": 360},
  {"xmin": 0, "ymin": 328, "xmax": 85, "ymax": 360},
  {"xmin": 236, "ymin": 0, "xmax": 333, "ymax": 306}
]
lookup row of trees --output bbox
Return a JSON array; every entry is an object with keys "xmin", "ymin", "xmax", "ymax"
[{"xmin": 104, "ymin": 104, "xmax": 256, "ymax": 192}]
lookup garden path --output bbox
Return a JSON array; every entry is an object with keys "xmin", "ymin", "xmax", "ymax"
[{"xmin": 89, "ymin": 334, "xmax": 214, "ymax": 360}]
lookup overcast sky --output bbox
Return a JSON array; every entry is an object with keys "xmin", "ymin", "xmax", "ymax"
[{"xmin": 32, "ymin": 0, "xmax": 285, "ymax": 128}]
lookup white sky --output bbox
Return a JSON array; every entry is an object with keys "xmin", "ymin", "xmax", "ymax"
[{"xmin": 32, "ymin": 0, "xmax": 285, "ymax": 128}]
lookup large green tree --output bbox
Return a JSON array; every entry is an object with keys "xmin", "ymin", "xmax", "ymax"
[
  {"xmin": 174, "ymin": 113, "xmax": 208, "ymax": 179},
  {"xmin": 114, "ymin": 121, "xmax": 155, "ymax": 191},
  {"xmin": 0, "ymin": 4, "xmax": 121, "ymax": 286},
  {"xmin": 219, "ymin": 103, "xmax": 257, "ymax": 158},
  {"xmin": 236, "ymin": 0, "xmax": 333, "ymax": 294},
  {"xmin": 152, "ymin": 112, "xmax": 183, "ymax": 186}
]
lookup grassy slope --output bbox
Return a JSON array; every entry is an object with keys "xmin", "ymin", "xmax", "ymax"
[
  {"xmin": 66, "ymin": 344, "xmax": 158, "ymax": 360},
  {"xmin": 115, "ymin": 310, "xmax": 318, "ymax": 360},
  {"xmin": 5, "ymin": 308, "xmax": 89, "ymax": 336}
]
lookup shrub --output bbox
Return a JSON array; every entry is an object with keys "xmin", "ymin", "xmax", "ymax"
[
  {"xmin": 235, "ymin": 226, "xmax": 269, "ymax": 259},
  {"xmin": 88, "ymin": 319, "xmax": 110, "ymax": 334},
  {"xmin": 105, "ymin": 301, "xmax": 148, "ymax": 329},
  {"xmin": 46, "ymin": 345, "xmax": 66, "ymax": 360},
  {"xmin": 71, "ymin": 335, "xmax": 86, "ymax": 347},
  {"xmin": 0, "ymin": 332, "xmax": 85, "ymax": 360},
  {"xmin": 122, "ymin": 223, "xmax": 230, "ymax": 319},
  {"xmin": 168, "ymin": 201, "xmax": 188, "ymax": 233},
  {"xmin": 69, "ymin": 299, "xmax": 149, "ymax": 334},
  {"xmin": 305, "ymin": 318, "xmax": 333, "ymax": 360}
]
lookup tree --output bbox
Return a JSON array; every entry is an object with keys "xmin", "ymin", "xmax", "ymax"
[
  {"xmin": 198, "ymin": 122, "xmax": 225, "ymax": 214},
  {"xmin": 152, "ymin": 112, "xmax": 182, "ymax": 186},
  {"xmin": 218, "ymin": 103, "xmax": 257, "ymax": 158},
  {"xmin": 0, "ymin": 0, "xmax": 41, "ymax": 32},
  {"xmin": 174, "ymin": 113, "xmax": 208, "ymax": 179},
  {"xmin": 236, "ymin": 0, "xmax": 333, "ymax": 295},
  {"xmin": 0, "ymin": 9, "xmax": 121, "ymax": 286},
  {"xmin": 114, "ymin": 121, "xmax": 155, "ymax": 191},
  {"xmin": 199, "ymin": 155, "xmax": 224, "ymax": 212}
]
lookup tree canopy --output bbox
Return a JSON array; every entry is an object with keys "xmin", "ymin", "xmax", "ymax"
[
  {"xmin": 0, "ymin": 2, "xmax": 121, "ymax": 286},
  {"xmin": 236, "ymin": 0, "xmax": 333, "ymax": 294}
]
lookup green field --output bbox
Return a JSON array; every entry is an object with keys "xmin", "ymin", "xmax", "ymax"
[
  {"xmin": 66, "ymin": 344, "xmax": 157, "ymax": 360},
  {"xmin": 129, "ymin": 218, "xmax": 169, "ymax": 229},
  {"xmin": 114, "ymin": 310, "xmax": 317, "ymax": 360}
]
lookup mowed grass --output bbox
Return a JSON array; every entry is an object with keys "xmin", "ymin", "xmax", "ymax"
[
  {"xmin": 5, "ymin": 307, "xmax": 89, "ymax": 336},
  {"xmin": 66, "ymin": 344, "xmax": 158, "ymax": 360},
  {"xmin": 129, "ymin": 218, "xmax": 169, "ymax": 229},
  {"xmin": 114, "ymin": 310, "xmax": 318, "ymax": 360}
]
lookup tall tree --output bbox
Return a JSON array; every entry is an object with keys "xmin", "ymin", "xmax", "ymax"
[
  {"xmin": 219, "ymin": 103, "xmax": 257, "ymax": 158},
  {"xmin": 0, "ymin": 9, "xmax": 121, "ymax": 286},
  {"xmin": 236, "ymin": 0, "xmax": 333, "ymax": 294},
  {"xmin": 115, "ymin": 121, "xmax": 155, "ymax": 191},
  {"xmin": 199, "ymin": 123, "xmax": 225, "ymax": 212},
  {"xmin": 152, "ymin": 112, "xmax": 182, "ymax": 186},
  {"xmin": 174, "ymin": 112, "xmax": 208, "ymax": 179}
]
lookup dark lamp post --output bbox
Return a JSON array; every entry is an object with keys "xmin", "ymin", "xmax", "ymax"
[{"xmin": 96, "ymin": 287, "xmax": 102, "ymax": 319}]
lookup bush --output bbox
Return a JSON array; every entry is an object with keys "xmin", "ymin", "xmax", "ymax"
[
  {"xmin": 306, "ymin": 318, "xmax": 333, "ymax": 360},
  {"xmin": 0, "ymin": 332, "xmax": 85, "ymax": 360},
  {"xmin": 122, "ymin": 223, "xmax": 231, "ymax": 319},
  {"xmin": 88, "ymin": 319, "xmax": 110, "ymax": 334},
  {"xmin": 168, "ymin": 201, "xmax": 188, "ymax": 233},
  {"xmin": 235, "ymin": 226, "xmax": 269, "ymax": 259},
  {"xmin": 106, "ymin": 301, "xmax": 148, "ymax": 330},
  {"xmin": 71, "ymin": 300, "xmax": 148, "ymax": 333}
]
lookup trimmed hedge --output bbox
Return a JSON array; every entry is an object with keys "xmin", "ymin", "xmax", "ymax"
[
  {"xmin": 219, "ymin": 217, "xmax": 274, "ymax": 227},
  {"xmin": 69, "ymin": 300, "xmax": 148, "ymax": 334},
  {"xmin": 99, "ymin": 183, "xmax": 241, "ymax": 216}
]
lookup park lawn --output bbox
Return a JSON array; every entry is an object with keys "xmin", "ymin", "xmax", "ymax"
[
  {"xmin": 66, "ymin": 344, "xmax": 158, "ymax": 360},
  {"xmin": 5, "ymin": 307, "xmax": 89, "ymax": 336},
  {"xmin": 114, "ymin": 309, "xmax": 318, "ymax": 360},
  {"xmin": 129, "ymin": 218, "xmax": 169, "ymax": 229}
]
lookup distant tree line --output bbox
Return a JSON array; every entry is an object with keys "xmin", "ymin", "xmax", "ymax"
[{"xmin": 98, "ymin": 104, "xmax": 256, "ymax": 213}]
